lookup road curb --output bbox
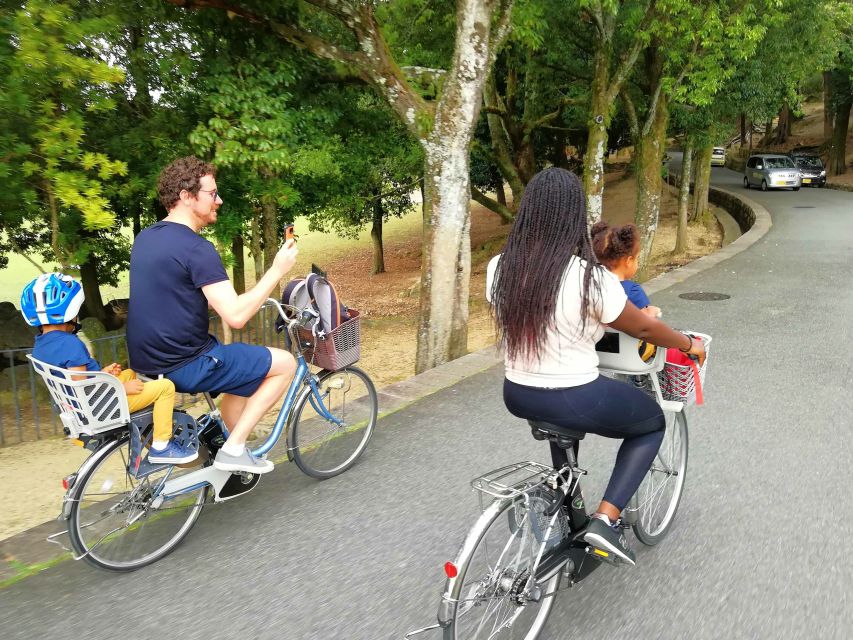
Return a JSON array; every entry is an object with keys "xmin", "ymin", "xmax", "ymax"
[{"xmin": 0, "ymin": 187, "xmax": 771, "ymax": 588}]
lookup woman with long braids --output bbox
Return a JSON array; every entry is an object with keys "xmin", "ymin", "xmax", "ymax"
[{"xmin": 486, "ymin": 167, "xmax": 705, "ymax": 564}]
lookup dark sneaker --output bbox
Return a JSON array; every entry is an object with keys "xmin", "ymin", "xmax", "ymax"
[
  {"xmin": 148, "ymin": 440, "xmax": 198, "ymax": 465},
  {"xmin": 583, "ymin": 516, "xmax": 636, "ymax": 566},
  {"xmin": 213, "ymin": 448, "xmax": 274, "ymax": 474}
]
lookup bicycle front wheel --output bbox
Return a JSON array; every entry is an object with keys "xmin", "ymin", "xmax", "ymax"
[
  {"xmin": 68, "ymin": 436, "xmax": 208, "ymax": 571},
  {"xmin": 443, "ymin": 491, "xmax": 565, "ymax": 640},
  {"xmin": 633, "ymin": 409, "xmax": 688, "ymax": 545},
  {"xmin": 289, "ymin": 366, "xmax": 377, "ymax": 479}
]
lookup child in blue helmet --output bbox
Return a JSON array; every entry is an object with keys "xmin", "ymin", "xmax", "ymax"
[{"xmin": 22, "ymin": 273, "xmax": 196, "ymax": 464}]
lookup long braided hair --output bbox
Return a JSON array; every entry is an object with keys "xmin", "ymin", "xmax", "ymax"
[{"xmin": 490, "ymin": 168, "xmax": 603, "ymax": 363}]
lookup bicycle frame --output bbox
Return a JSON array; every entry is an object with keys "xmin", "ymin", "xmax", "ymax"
[{"xmin": 151, "ymin": 299, "xmax": 341, "ymax": 502}]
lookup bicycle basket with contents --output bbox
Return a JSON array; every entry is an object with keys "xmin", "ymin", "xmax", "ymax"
[
  {"xmin": 658, "ymin": 332, "xmax": 712, "ymax": 405},
  {"xmin": 278, "ymin": 268, "xmax": 361, "ymax": 371}
]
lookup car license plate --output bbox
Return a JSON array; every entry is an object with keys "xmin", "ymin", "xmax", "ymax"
[{"xmin": 803, "ymin": 178, "xmax": 811, "ymax": 184}]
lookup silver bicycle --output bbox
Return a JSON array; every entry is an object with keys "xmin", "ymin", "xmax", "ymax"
[{"xmin": 408, "ymin": 330, "xmax": 710, "ymax": 640}]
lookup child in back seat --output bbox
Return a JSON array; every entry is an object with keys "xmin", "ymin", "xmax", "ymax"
[
  {"xmin": 590, "ymin": 221, "xmax": 662, "ymax": 318},
  {"xmin": 21, "ymin": 273, "xmax": 195, "ymax": 464}
]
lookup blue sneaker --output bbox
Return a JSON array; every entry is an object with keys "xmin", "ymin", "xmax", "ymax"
[{"xmin": 148, "ymin": 440, "xmax": 198, "ymax": 465}]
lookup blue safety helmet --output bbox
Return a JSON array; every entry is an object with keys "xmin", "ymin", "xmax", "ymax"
[{"xmin": 20, "ymin": 273, "xmax": 85, "ymax": 327}]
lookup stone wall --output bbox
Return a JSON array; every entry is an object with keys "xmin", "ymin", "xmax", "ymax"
[{"xmin": 708, "ymin": 187, "xmax": 754, "ymax": 233}]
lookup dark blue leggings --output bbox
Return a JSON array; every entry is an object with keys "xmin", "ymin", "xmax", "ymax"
[{"xmin": 503, "ymin": 375, "xmax": 665, "ymax": 511}]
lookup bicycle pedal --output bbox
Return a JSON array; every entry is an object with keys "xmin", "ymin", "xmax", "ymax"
[{"xmin": 584, "ymin": 545, "xmax": 623, "ymax": 566}]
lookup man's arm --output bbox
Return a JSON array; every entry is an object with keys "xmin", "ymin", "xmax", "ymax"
[{"xmin": 203, "ymin": 240, "xmax": 298, "ymax": 329}]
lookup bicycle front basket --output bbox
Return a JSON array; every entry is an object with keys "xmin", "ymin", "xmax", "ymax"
[
  {"xmin": 657, "ymin": 332, "xmax": 712, "ymax": 404},
  {"xmin": 299, "ymin": 309, "xmax": 361, "ymax": 371}
]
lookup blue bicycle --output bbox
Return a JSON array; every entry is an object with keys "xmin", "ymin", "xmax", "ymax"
[{"xmin": 39, "ymin": 300, "xmax": 377, "ymax": 571}]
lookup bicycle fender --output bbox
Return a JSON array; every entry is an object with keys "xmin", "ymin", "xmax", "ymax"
[
  {"xmin": 660, "ymin": 400, "xmax": 684, "ymax": 413},
  {"xmin": 437, "ymin": 498, "xmax": 507, "ymax": 626},
  {"xmin": 62, "ymin": 435, "xmax": 127, "ymax": 519}
]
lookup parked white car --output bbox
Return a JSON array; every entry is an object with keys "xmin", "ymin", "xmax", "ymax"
[{"xmin": 711, "ymin": 147, "xmax": 726, "ymax": 166}]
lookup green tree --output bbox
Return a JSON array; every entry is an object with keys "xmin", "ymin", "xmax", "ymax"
[
  {"xmin": 168, "ymin": 0, "xmax": 515, "ymax": 373},
  {"xmin": 0, "ymin": 0, "xmax": 128, "ymax": 321}
]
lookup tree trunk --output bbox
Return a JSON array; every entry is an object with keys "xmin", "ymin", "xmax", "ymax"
[
  {"xmin": 214, "ymin": 239, "xmax": 234, "ymax": 344},
  {"xmin": 691, "ymin": 144, "xmax": 713, "ymax": 222},
  {"xmin": 495, "ymin": 180, "xmax": 507, "ymax": 207},
  {"xmin": 829, "ymin": 97, "xmax": 852, "ymax": 175},
  {"xmin": 634, "ymin": 93, "xmax": 669, "ymax": 268},
  {"xmin": 483, "ymin": 73, "xmax": 524, "ymax": 207},
  {"xmin": 828, "ymin": 68, "xmax": 853, "ymax": 176},
  {"xmin": 232, "ymin": 234, "xmax": 245, "ymax": 294},
  {"xmin": 775, "ymin": 102, "xmax": 790, "ymax": 144},
  {"xmin": 740, "ymin": 113, "xmax": 746, "ymax": 148},
  {"xmin": 415, "ymin": 0, "xmax": 505, "ymax": 373},
  {"xmin": 261, "ymin": 197, "xmax": 280, "ymax": 297},
  {"xmin": 674, "ymin": 144, "xmax": 693, "ymax": 256},
  {"xmin": 46, "ymin": 181, "xmax": 70, "ymax": 270},
  {"xmin": 132, "ymin": 204, "xmax": 142, "ymax": 237},
  {"xmin": 78, "ymin": 257, "xmax": 108, "ymax": 324},
  {"xmin": 261, "ymin": 197, "xmax": 278, "ymax": 273},
  {"xmin": 824, "ymin": 70, "xmax": 834, "ymax": 142},
  {"xmin": 370, "ymin": 192, "xmax": 385, "ymax": 274},
  {"xmin": 250, "ymin": 211, "xmax": 263, "ymax": 283},
  {"xmin": 583, "ymin": 72, "xmax": 610, "ymax": 225}
]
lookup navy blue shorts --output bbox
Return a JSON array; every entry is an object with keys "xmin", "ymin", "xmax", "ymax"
[{"xmin": 165, "ymin": 342, "xmax": 272, "ymax": 397}]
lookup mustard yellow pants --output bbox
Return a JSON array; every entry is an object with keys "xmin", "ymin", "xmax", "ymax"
[{"xmin": 118, "ymin": 370, "xmax": 176, "ymax": 442}]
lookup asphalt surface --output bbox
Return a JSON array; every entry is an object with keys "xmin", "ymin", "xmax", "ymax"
[{"xmin": 3, "ymin": 164, "xmax": 852, "ymax": 639}]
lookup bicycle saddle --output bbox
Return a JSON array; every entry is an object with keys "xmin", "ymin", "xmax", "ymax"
[{"xmin": 528, "ymin": 420, "xmax": 586, "ymax": 444}]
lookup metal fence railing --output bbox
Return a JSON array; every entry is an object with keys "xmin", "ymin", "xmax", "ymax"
[{"xmin": 0, "ymin": 307, "xmax": 286, "ymax": 447}]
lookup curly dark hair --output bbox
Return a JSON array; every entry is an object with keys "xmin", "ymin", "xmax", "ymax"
[
  {"xmin": 490, "ymin": 167, "xmax": 602, "ymax": 363},
  {"xmin": 157, "ymin": 156, "xmax": 216, "ymax": 210},
  {"xmin": 590, "ymin": 221, "xmax": 640, "ymax": 268}
]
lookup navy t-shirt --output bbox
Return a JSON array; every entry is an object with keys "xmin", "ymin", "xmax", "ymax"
[
  {"xmin": 127, "ymin": 221, "xmax": 228, "ymax": 375},
  {"xmin": 621, "ymin": 280, "xmax": 650, "ymax": 309},
  {"xmin": 32, "ymin": 331, "xmax": 101, "ymax": 371}
]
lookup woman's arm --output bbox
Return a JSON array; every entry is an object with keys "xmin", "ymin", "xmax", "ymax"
[{"xmin": 608, "ymin": 301, "xmax": 705, "ymax": 364}]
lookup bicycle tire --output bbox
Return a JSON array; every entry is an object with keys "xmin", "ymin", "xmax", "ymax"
[
  {"xmin": 68, "ymin": 435, "xmax": 208, "ymax": 571},
  {"xmin": 442, "ymin": 490, "xmax": 564, "ymax": 640},
  {"xmin": 289, "ymin": 366, "xmax": 377, "ymax": 479},
  {"xmin": 633, "ymin": 410, "xmax": 688, "ymax": 545}
]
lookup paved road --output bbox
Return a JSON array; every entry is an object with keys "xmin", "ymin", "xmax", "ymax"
[{"xmin": 3, "ymin": 165, "xmax": 852, "ymax": 639}]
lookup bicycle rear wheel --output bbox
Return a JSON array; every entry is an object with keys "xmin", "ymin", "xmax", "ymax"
[
  {"xmin": 289, "ymin": 366, "xmax": 377, "ymax": 479},
  {"xmin": 68, "ymin": 436, "xmax": 208, "ymax": 571},
  {"xmin": 442, "ymin": 490, "xmax": 565, "ymax": 640},
  {"xmin": 632, "ymin": 410, "xmax": 688, "ymax": 545}
]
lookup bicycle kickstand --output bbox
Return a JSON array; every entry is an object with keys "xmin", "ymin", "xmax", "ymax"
[{"xmin": 403, "ymin": 621, "xmax": 443, "ymax": 638}]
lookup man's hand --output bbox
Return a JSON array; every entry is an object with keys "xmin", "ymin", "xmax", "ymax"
[
  {"xmin": 643, "ymin": 305, "xmax": 662, "ymax": 319},
  {"xmin": 272, "ymin": 239, "xmax": 298, "ymax": 278},
  {"xmin": 102, "ymin": 363, "xmax": 122, "ymax": 376},
  {"xmin": 123, "ymin": 379, "xmax": 144, "ymax": 395}
]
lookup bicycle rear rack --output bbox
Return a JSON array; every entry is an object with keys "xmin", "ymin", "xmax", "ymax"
[{"xmin": 470, "ymin": 461, "xmax": 560, "ymax": 500}]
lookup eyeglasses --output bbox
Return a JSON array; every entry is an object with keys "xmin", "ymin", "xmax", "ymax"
[{"xmin": 198, "ymin": 188, "xmax": 220, "ymax": 200}]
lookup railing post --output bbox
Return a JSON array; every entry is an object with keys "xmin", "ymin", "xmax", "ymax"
[
  {"xmin": 9, "ymin": 352, "xmax": 21, "ymax": 443},
  {"xmin": 29, "ymin": 360, "xmax": 39, "ymax": 440}
]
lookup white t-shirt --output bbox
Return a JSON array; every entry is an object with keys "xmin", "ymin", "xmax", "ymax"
[{"xmin": 486, "ymin": 254, "xmax": 627, "ymax": 387}]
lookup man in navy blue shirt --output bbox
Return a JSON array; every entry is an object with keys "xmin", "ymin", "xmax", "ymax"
[{"xmin": 128, "ymin": 156, "xmax": 299, "ymax": 475}]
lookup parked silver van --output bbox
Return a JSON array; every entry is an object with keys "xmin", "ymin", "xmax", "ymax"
[{"xmin": 744, "ymin": 154, "xmax": 801, "ymax": 191}]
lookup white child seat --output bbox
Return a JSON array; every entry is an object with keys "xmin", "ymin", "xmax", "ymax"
[
  {"xmin": 27, "ymin": 354, "xmax": 130, "ymax": 438},
  {"xmin": 595, "ymin": 328, "xmax": 666, "ymax": 375}
]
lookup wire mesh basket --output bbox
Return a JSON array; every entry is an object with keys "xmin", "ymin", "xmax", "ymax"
[
  {"xmin": 657, "ymin": 332, "xmax": 712, "ymax": 404},
  {"xmin": 299, "ymin": 309, "xmax": 361, "ymax": 371}
]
